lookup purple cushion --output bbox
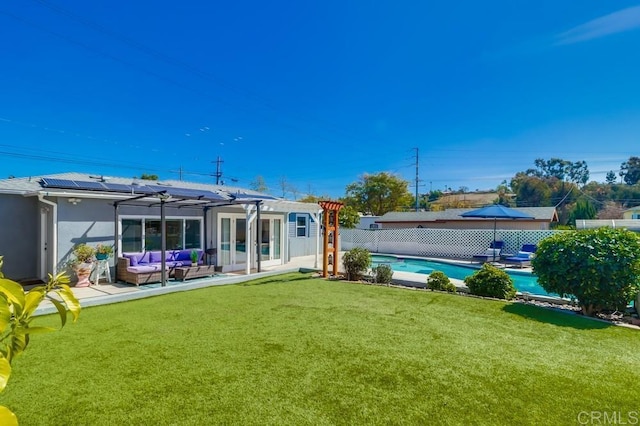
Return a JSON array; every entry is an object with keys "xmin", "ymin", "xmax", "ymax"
[
  {"xmin": 149, "ymin": 251, "xmax": 172, "ymax": 263},
  {"xmin": 127, "ymin": 265, "xmax": 165, "ymax": 273},
  {"xmin": 175, "ymin": 250, "xmax": 191, "ymax": 261},
  {"xmin": 123, "ymin": 253, "xmax": 139, "ymax": 266}
]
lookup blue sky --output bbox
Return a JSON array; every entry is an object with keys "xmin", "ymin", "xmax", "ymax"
[{"xmin": 2, "ymin": 1, "xmax": 640, "ymax": 198}]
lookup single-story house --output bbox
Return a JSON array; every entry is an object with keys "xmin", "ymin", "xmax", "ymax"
[
  {"xmin": 375, "ymin": 207, "xmax": 558, "ymax": 230},
  {"xmin": 0, "ymin": 172, "xmax": 323, "ymax": 283},
  {"xmin": 623, "ymin": 207, "xmax": 640, "ymax": 220},
  {"xmin": 356, "ymin": 215, "xmax": 381, "ymax": 230}
]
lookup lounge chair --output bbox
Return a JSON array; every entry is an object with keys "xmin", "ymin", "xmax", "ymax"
[
  {"xmin": 503, "ymin": 244, "xmax": 537, "ymax": 268},
  {"xmin": 472, "ymin": 241, "xmax": 504, "ymax": 263}
]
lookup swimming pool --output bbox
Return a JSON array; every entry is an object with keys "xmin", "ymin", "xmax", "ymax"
[{"xmin": 371, "ymin": 255, "xmax": 555, "ymax": 297}]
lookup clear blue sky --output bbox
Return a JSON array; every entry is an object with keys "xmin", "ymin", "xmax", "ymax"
[{"xmin": 2, "ymin": 1, "xmax": 640, "ymax": 198}]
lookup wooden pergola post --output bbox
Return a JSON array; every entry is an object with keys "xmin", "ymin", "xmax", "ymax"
[{"xmin": 318, "ymin": 201, "xmax": 343, "ymax": 277}]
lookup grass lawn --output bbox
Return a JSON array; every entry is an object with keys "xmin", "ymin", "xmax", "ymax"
[{"xmin": 3, "ymin": 272, "xmax": 639, "ymax": 425}]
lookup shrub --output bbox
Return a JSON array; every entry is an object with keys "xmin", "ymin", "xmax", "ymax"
[
  {"xmin": 342, "ymin": 247, "xmax": 371, "ymax": 281},
  {"xmin": 427, "ymin": 271, "xmax": 450, "ymax": 291},
  {"xmin": 373, "ymin": 264, "xmax": 393, "ymax": 285},
  {"xmin": 444, "ymin": 282, "xmax": 457, "ymax": 293},
  {"xmin": 464, "ymin": 263, "xmax": 516, "ymax": 300},
  {"xmin": 532, "ymin": 227, "xmax": 640, "ymax": 316}
]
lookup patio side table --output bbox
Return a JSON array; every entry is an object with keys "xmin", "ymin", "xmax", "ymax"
[{"xmin": 91, "ymin": 259, "xmax": 112, "ymax": 285}]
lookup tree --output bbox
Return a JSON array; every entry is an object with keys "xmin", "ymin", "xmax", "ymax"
[
  {"xmin": 567, "ymin": 161, "xmax": 589, "ymax": 186},
  {"xmin": 139, "ymin": 173, "xmax": 159, "ymax": 180},
  {"xmin": 510, "ymin": 173, "xmax": 552, "ymax": 207},
  {"xmin": 278, "ymin": 176, "xmax": 289, "ymax": 198},
  {"xmin": 567, "ymin": 198, "xmax": 596, "ymax": 226},
  {"xmin": 529, "ymin": 158, "xmax": 589, "ymax": 185},
  {"xmin": 532, "ymin": 228, "xmax": 640, "ymax": 316},
  {"xmin": 344, "ymin": 172, "xmax": 413, "ymax": 216},
  {"xmin": 605, "ymin": 170, "xmax": 617, "ymax": 185},
  {"xmin": 249, "ymin": 175, "xmax": 269, "ymax": 193},
  {"xmin": 0, "ymin": 257, "xmax": 81, "ymax": 423},
  {"xmin": 338, "ymin": 205, "xmax": 360, "ymax": 229},
  {"xmin": 494, "ymin": 180, "xmax": 514, "ymax": 206},
  {"xmin": 620, "ymin": 156, "xmax": 640, "ymax": 185}
]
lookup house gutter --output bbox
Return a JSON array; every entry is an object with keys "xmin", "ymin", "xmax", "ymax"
[{"xmin": 37, "ymin": 194, "xmax": 58, "ymax": 276}]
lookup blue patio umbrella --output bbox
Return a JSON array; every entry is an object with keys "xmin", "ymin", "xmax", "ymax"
[{"xmin": 461, "ymin": 205, "xmax": 534, "ymax": 262}]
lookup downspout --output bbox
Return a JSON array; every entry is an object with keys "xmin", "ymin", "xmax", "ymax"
[
  {"xmin": 38, "ymin": 194, "xmax": 58, "ymax": 276},
  {"xmin": 256, "ymin": 201, "xmax": 261, "ymax": 273},
  {"xmin": 203, "ymin": 206, "xmax": 209, "ymax": 252},
  {"xmin": 113, "ymin": 202, "xmax": 119, "ymax": 281},
  {"xmin": 314, "ymin": 209, "xmax": 322, "ymax": 269},
  {"xmin": 285, "ymin": 212, "xmax": 291, "ymax": 263}
]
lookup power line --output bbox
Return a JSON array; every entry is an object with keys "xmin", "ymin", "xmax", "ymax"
[{"xmin": 25, "ymin": 0, "xmax": 387, "ymax": 148}]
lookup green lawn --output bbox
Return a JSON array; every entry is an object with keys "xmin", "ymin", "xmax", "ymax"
[{"xmin": 3, "ymin": 273, "xmax": 639, "ymax": 425}]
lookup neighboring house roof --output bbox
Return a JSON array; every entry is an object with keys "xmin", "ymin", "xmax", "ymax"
[
  {"xmin": 0, "ymin": 172, "xmax": 321, "ymax": 213},
  {"xmin": 624, "ymin": 207, "xmax": 640, "ymax": 212},
  {"xmin": 377, "ymin": 207, "xmax": 558, "ymax": 223}
]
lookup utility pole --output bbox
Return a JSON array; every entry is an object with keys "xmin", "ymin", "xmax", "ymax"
[
  {"xmin": 212, "ymin": 156, "xmax": 223, "ymax": 185},
  {"xmin": 414, "ymin": 147, "xmax": 420, "ymax": 211}
]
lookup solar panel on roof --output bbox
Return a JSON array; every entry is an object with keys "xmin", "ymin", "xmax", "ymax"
[
  {"xmin": 73, "ymin": 181, "xmax": 106, "ymax": 190},
  {"xmin": 146, "ymin": 185, "xmax": 227, "ymax": 201},
  {"xmin": 41, "ymin": 178, "xmax": 79, "ymax": 189},
  {"xmin": 131, "ymin": 185, "xmax": 158, "ymax": 195},
  {"xmin": 232, "ymin": 193, "xmax": 278, "ymax": 201},
  {"xmin": 39, "ymin": 178, "xmax": 228, "ymax": 202},
  {"xmin": 102, "ymin": 183, "xmax": 134, "ymax": 192}
]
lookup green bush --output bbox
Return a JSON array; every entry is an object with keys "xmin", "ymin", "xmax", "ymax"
[
  {"xmin": 373, "ymin": 264, "xmax": 393, "ymax": 285},
  {"xmin": 342, "ymin": 248, "xmax": 371, "ymax": 281},
  {"xmin": 464, "ymin": 264, "xmax": 516, "ymax": 300},
  {"xmin": 427, "ymin": 271, "xmax": 450, "ymax": 291},
  {"xmin": 532, "ymin": 227, "xmax": 640, "ymax": 316},
  {"xmin": 444, "ymin": 282, "xmax": 457, "ymax": 293}
]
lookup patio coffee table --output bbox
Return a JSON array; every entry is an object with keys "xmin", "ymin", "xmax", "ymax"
[{"xmin": 174, "ymin": 265, "xmax": 218, "ymax": 281}]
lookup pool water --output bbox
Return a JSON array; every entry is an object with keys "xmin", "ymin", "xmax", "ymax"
[{"xmin": 371, "ymin": 255, "xmax": 555, "ymax": 297}]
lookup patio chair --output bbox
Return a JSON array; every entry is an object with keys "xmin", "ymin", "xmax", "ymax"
[
  {"xmin": 503, "ymin": 244, "xmax": 537, "ymax": 268},
  {"xmin": 472, "ymin": 241, "xmax": 504, "ymax": 263}
]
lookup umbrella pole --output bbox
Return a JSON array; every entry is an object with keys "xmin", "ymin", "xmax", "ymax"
[{"xmin": 493, "ymin": 218, "xmax": 497, "ymax": 263}]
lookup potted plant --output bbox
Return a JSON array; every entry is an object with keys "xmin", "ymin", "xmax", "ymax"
[
  {"xmin": 95, "ymin": 244, "xmax": 114, "ymax": 260},
  {"xmin": 190, "ymin": 249, "xmax": 199, "ymax": 267},
  {"xmin": 70, "ymin": 243, "xmax": 96, "ymax": 267},
  {"xmin": 69, "ymin": 243, "xmax": 96, "ymax": 287}
]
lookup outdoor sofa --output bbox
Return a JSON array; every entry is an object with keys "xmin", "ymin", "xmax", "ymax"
[{"xmin": 117, "ymin": 249, "xmax": 204, "ymax": 285}]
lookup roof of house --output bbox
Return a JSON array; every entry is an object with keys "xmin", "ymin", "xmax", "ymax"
[
  {"xmin": 377, "ymin": 207, "xmax": 558, "ymax": 223},
  {"xmin": 0, "ymin": 172, "xmax": 322, "ymax": 213}
]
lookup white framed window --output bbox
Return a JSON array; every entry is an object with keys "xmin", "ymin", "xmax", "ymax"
[
  {"xmin": 120, "ymin": 216, "xmax": 202, "ymax": 252},
  {"xmin": 296, "ymin": 215, "xmax": 308, "ymax": 237}
]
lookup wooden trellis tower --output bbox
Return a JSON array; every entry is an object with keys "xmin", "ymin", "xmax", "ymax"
[{"xmin": 318, "ymin": 201, "xmax": 343, "ymax": 277}]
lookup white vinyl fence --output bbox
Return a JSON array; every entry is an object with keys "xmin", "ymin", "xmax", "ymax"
[{"xmin": 340, "ymin": 228, "xmax": 559, "ymax": 259}]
